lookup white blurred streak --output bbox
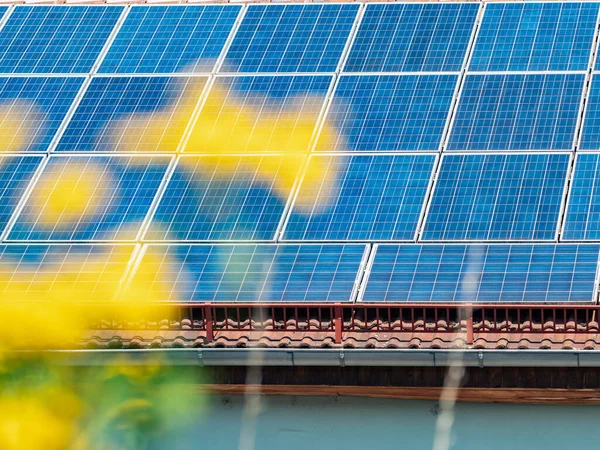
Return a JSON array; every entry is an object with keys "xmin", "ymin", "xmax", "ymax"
[
  {"xmin": 238, "ymin": 358, "xmax": 264, "ymax": 450},
  {"xmin": 432, "ymin": 246, "xmax": 484, "ymax": 450},
  {"xmin": 238, "ymin": 258, "xmax": 271, "ymax": 450},
  {"xmin": 432, "ymin": 356, "xmax": 465, "ymax": 450}
]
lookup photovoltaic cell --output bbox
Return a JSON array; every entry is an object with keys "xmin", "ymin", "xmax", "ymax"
[
  {"xmin": 187, "ymin": 75, "xmax": 331, "ymax": 153},
  {"xmin": 422, "ymin": 153, "xmax": 569, "ymax": 241},
  {"xmin": 0, "ymin": 6, "xmax": 123, "ymax": 74},
  {"xmin": 56, "ymin": 76, "xmax": 207, "ymax": 152},
  {"xmin": 317, "ymin": 75, "xmax": 457, "ymax": 152},
  {"xmin": 0, "ymin": 244, "xmax": 135, "ymax": 301},
  {"xmin": 99, "ymin": 5, "xmax": 241, "ymax": 74},
  {"xmin": 131, "ymin": 244, "xmax": 366, "ymax": 302},
  {"xmin": 447, "ymin": 74, "xmax": 584, "ymax": 151},
  {"xmin": 0, "ymin": 156, "xmax": 43, "ymax": 235},
  {"xmin": 563, "ymin": 154, "xmax": 600, "ymax": 240},
  {"xmin": 8, "ymin": 156, "xmax": 170, "ymax": 241},
  {"xmin": 471, "ymin": 3, "xmax": 599, "ymax": 72},
  {"xmin": 283, "ymin": 154, "xmax": 435, "ymax": 241},
  {"xmin": 579, "ymin": 75, "xmax": 600, "ymax": 150},
  {"xmin": 362, "ymin": 244, "xmax": 600, "ymax": 303},
  {"xmin": 0, "ymin": 77, "xmax": 84, "ymax": 152},
  {"xmin": 145, "ymin": 155, "xmax": 301, "ymax": 241},
  {"xmin": 345, "ymin": 3, "xmax": 479, "ymax": 73},
  {"xmin": 222, "ymin": 4, "xmax": 358, "ymax": 73}
]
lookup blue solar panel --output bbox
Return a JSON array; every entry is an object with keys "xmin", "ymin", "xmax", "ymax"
[
  {"xmin": 131, "ymin": 244, "xmax": 366, "ymax": 302},
  {"xmin": 56, "ymin": 76, "xmax": 207, "ymax": 152},
  {"xmin": 8, "ymin": 156, "xmax": 170, "ymax": 241},
  {"xmin": 362, "ymin": 244, "xmax": 600, "ymax": 303},
  {"xmin": 317, "ymin": 75, "xmax": 457, "ymax": 152},
  {"xmin": 0, "ymin": 77, "xmax": 84, "ymax": 152},
  {"xmin": 563, "ymin": 153, "xmax": 600, "ymax": 240},
  {"xmin": 283, "ymin": 154, "xmax": 435, "ymax": 241},
  {"xmin": 187, "ymin": 75, "xmax": 331, "ymax": 153},
  {"xmin": 0, "ymin": 244, "xmax": 135, "ymax": 301},
  {"xmin": 345, "ymin": 3, "xmax": 479, "ymax": 73},
  {"xmin": 145, "ymin": 155, "xmax": 300, "ymax": 241},
  {"xmin": 2, "ymin": 2, "xmax": 599, "ymax": 307},
  {"xmin": 99, "ymin": 5, "xmax": 241, "ymax": 74},
  {"xmin": 423, "ymin": 153, "xmax": 569, "ymax": 241},
  {"xmin": 0, "ymin": 6, "xmax": 123, "ymax": 74},
  {"xmin": 447, "ymin": 74, "xmax": 584, "ymax": 151},
  {"xmin": 471, "ymin": 3, "xmax": 599, "ymax": 72},
  {"xmin": 578, "ymin": 75, "xmax": 600, "ymax": 150},
  {"xmin": 222, "ymin": 4, "xmax": 358, "ymax": 73},
  {"xmin": 0, "ymin": 156, "xmax": 43, "ymax": 236}
]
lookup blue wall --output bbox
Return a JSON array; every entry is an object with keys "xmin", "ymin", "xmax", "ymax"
[{"xmin": 154, "ymin": 395, "xmax": 600, "ymax": 449}]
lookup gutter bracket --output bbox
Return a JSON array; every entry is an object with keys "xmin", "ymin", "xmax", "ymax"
[
  {"xmin": 478, "ymin": 351, "xmax": 484, "ymax": 369},
  {"xmin": 339, "ymin": 350, "xmax": 345, "ymax": 368},
  {"xmin": 198, "ymin": 349, "xmax": 204, "ymax": 367}
]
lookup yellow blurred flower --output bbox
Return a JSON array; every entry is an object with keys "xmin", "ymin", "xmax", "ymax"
[
  {"xmin": 0, "ymin": 388, "xmax": 81, "ymax": 450},
  {"xmin": 0, "ymin": 101, "xmax": 39, "ymax": 152},
  {"xmin": 107, "ymin": 83, "xmax": 340, "ymax": 210},
  {"xmin": 187, "ymin": 88, "xmax": 321, "ymax": 154},
  {"xmin": 109, "ymin": 78, "xmax": 207, "ymax": 153},
  {"xmin": 30, "ymin": 161, "xmax": 111, "ymax": 227},
  {"xmin": 0, "ymin": 245, "xmax": 182, "ymax": 352}
]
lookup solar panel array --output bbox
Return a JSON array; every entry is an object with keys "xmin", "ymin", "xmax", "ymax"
[{"xmin": 2, "ymin": 2, "xmax": 600, "ymax": 305}]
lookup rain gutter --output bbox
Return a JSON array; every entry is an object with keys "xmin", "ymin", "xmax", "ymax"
[{"xmin": 43, "ymin": 348, "xmax": 600, "ymax": 368}]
